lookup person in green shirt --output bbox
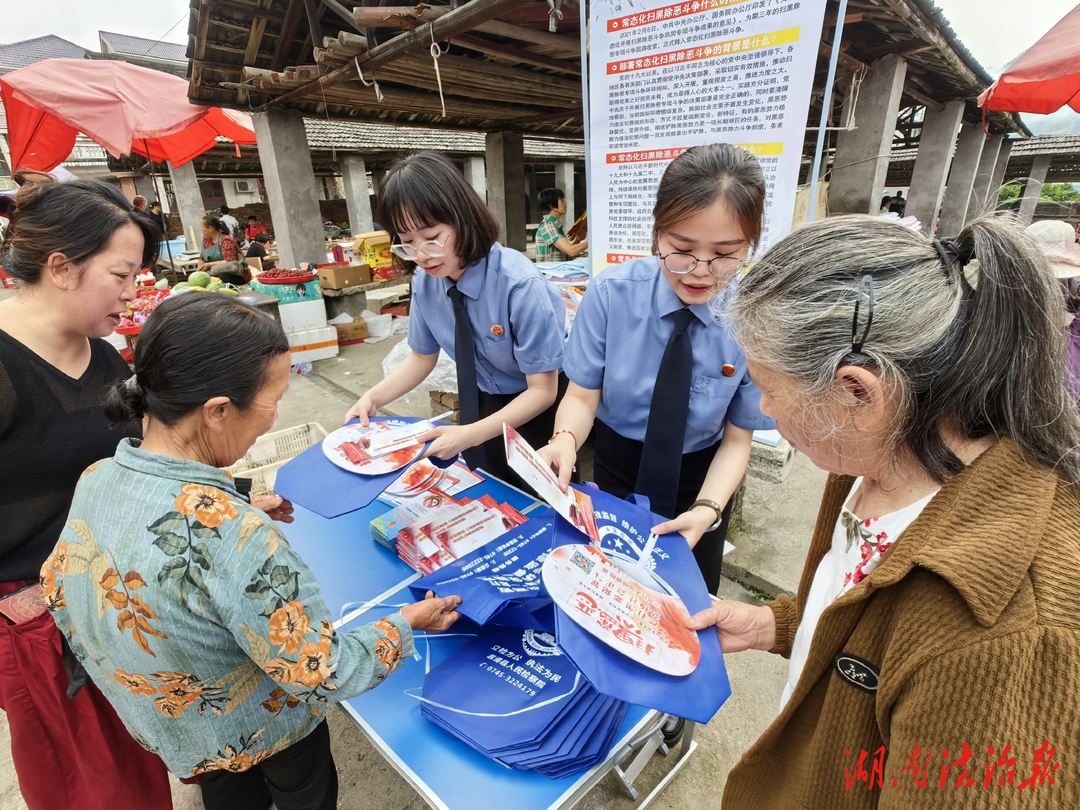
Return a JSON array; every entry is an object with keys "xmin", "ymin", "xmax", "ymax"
[{"xmin": 535, "ymin": 188, "xmax": 587, "ymax": 262}]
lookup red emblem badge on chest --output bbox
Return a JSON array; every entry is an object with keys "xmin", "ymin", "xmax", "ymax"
[
  {"xmin": 491, "ymin": 324, "xmax": 505, "ymax": 337},
  {"xmin": 721, "ymin": 363, "xmax": 736, "ymax": 377}
]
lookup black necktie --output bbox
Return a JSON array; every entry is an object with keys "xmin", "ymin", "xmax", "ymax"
[
  {"xmin": 635, "ymin": 308, "xmax": 695, "ymax": 518},
  {"xmin": 448, "ymin": 284, "xmax": 485, "ymax": 470}
]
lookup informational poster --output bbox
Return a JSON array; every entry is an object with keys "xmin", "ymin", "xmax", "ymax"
[{"xmin": 588, "ymin": 0, "xmax": 829, "ymax": 267}]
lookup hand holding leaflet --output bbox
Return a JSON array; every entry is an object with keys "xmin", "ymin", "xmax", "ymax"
[
  {"xmin": 542, "ymin": 544, "xmax": 700, "ymax": 675},
  {"xmin": 363, "ymin": 411, "xmax": 457, "ymax": 456},
  {"xmin": 503, "ymin": 424, "xmax": 601, "ymax": 543}
]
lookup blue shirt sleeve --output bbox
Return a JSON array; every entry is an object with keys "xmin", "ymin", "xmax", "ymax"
[
  {"xmin": 563, "ymin": 277, "xmax": 609, "ymax": 390},
  {"xmin": 724, "ymin": 371, "xmax": 776, "ymax": 432},
  {"xmin": 407, "ymin": 276, "xmax": 441, "ymax": 357},
  {"xmin": 507, "ymin": 277, "xmax": 565, "ymax": 375}
]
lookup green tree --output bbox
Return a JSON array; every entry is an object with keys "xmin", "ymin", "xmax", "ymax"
[
  {"xmin": 998, "ymin": 182, "xmax": 1080, "ymax": 203},
  {"xmin": 998, "ymin": 184, "xmax": 1022, "ymax": 202},
  {"xmin": 1040, "ymin": 183, "xmax": 1080, "ymax": 202}
]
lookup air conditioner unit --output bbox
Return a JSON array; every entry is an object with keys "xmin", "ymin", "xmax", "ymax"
[{"xmin": 234, "ymin": 180, "xmax": 254, "ymax": 193}]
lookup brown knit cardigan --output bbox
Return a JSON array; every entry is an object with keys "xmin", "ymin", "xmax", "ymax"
[{"xmin": 722, "ymin": 439, "xmax": 1080, "ymax": 809}]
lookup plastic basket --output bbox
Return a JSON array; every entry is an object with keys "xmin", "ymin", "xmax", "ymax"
[{"xmin": 227, "ymin": 422, "xmax": 328, "ymax": 496}]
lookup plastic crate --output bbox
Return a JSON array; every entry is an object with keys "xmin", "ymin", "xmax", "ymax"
[{"xmin": 227, "ymin": 422, "xmax": 328, "ymax": 496}]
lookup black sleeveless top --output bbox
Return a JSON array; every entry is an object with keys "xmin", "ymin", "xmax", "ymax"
[{"xmin": 0, "ymin": 330, "xmax": 139, "ymax": 581}]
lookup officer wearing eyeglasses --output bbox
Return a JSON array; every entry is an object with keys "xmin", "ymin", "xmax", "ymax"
[
  {"xmin": 345, "ymin": 152, "xmax": 566, "ymax": 486},
  {"xmin": 537, "ymin": 144, "xmax": 775, "ymax": 595}
]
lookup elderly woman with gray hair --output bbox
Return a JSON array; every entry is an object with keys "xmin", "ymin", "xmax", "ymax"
[{"xmin": 688, "ymin": 215, "xmax": 1080, "ymax": 808}]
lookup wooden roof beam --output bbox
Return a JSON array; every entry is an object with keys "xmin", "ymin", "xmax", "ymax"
[
  {"xmin": 856, "ymin": 38, "xmax": 935, "ymax": 61},
  {"xmin": 453, "ymin": 33, "xmax": 581, "ymax": 75},
  {"xmin": 877, "ymin": 0, "xmax": 985, "ymax": 92},
  {"xmin": 304, "ymin": 0, "xmax": 324, "ymax": 51},
  {"xmin": 352, "ymin": 5, "xmax": 582, "ymax": 57},
  {"xmin": 264, "ymin": 0, "xmax": 533, "ymax": 108},
  {"xmin": 271, "ymin": 0, "xmax": 306, "ymax": 72},
  {"xmin": 205, "ymin": 0, "xmax": 286, "ymax": 23},
  {"xmin": 901, "ymin": 86, "xmax": 942, "ymax": 111}
]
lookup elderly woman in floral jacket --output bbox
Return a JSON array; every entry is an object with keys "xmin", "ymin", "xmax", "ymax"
[{"xmin": 43, "ymin": 294, "xmax": 461, "ymax": 810}]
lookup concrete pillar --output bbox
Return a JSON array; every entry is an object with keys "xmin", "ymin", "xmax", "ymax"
[
  {"xmin": 167, "ymin": 160, "xmax": 205, "ymax": 250},
  {"xmin": 252, "ymin": 109, "xmax": 326, "ymax": 268},
  {"xmin": 463, "ymin": 156, "xmax": 486, "ymax": 204},
  {"xmin": 969, "ymin": 134, "xmax": 1004, "ymax": 216},
  {"xmin": 828, "ymin": 54, "xmax": 908, "ymax": 214},
  {"xmin": 341, "ymin": 155, "xmax": 374, "ymax": 236},
  {"xmin": 525, "ymin": 172, "xmax": 538, "ymax": 223},
  {"xmin": 904, "ymin": 100, "xmax": 964, "ymax": 234},
  {"xmin": 988, "ymin": 139, "xmax": 1014, "ymax": 209},
  {"xmin": 937, "ymin": 123, "xmax": 987, "ymax": 236},
  {"xmin": 1018, "ymin": 154, "xmax": 1052, "ymax": 223},
  {"xmin": 555, "ymin": 161, "xmax": 575, "ymax": 228},
  {"xmin": 485, "ymin": 132, "xmax": 526, "ymax": 250}
]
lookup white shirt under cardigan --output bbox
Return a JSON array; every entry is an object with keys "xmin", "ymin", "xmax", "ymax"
[{"xmin": 779, "ymin": 479, "xmax": 939, "ymax": 710}]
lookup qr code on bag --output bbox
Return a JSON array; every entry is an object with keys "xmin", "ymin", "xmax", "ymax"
[{"xmin": 569, "ymin": 548, "xmax": 594, "ymax": 576}]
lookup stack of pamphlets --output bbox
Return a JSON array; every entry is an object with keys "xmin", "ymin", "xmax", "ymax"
[{"xmin": 371, "ymin": 493, "xmax": 529, "ymax": 574}]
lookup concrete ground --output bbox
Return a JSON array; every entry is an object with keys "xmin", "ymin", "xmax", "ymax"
[{"xmin": 0, "ymin": 323, "xmax": 826, "ymax": 809}]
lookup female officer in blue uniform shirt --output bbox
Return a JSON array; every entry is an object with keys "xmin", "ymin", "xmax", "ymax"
[
  {"xmin": 346, "ymin": 151, "xmax": 565, "ymax": 484},
  {"xmin": 538, "ymin": 144, "xmax": 774, "ymax": 593}
]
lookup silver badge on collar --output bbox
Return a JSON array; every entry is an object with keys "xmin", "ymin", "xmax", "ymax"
[{"xmin": 834, "ymin": 653, "xmax": 880, "ymax": 694}]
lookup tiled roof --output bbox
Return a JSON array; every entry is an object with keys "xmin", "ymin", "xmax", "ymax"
[
  {"xmin": 882, "ymin": 134, "xmax": 1080, "ymax": 165},
  {"xmin": 1010, "ymin": 134, "xmax": 1080, "ymax": 156},
  {"xmin": 98, "ymin": 31, "xmax": 186, "ymax": 63},
  {"xmin": 302, "ymin": 119, "xmax": 584, "ymax": 160},
  {"xmin": 0, "ymin": 35, "xmax": 86, "ymax": 71}
]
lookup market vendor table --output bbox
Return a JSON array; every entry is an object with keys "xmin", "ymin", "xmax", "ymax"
[{"xmin": 283, "ymin": 470, "xmax": 697, "ymax": 810}]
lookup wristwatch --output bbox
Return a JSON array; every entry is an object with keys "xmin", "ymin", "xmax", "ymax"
[{"xmin": 690, "ymin": 499, "xmax": 726, "ymax": 532}]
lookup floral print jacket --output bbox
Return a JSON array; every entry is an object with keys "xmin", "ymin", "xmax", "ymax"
[{"xmin": 42, "ymin": 439, "xmax": 415, "ymax": 778}]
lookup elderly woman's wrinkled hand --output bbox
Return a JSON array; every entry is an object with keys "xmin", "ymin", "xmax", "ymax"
[
  {"xmin": 686, "ymin": 600, "xmax": 776, "ymax": 654},
  {"xmin": 399, "ymin": 590, "xmax": 463, "ymax": 633},
  {"xmin": 250, "ymin": 493, "xmax": 295, "ymax": 523}
]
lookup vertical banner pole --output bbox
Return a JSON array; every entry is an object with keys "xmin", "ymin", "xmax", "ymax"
[
  {"xmin": 579, "ymin": 0, "xmax": 594, "ymax": 275},
  {"xmin": 806, "ymin": 0, "xmax": 850, "ymax": 224}
]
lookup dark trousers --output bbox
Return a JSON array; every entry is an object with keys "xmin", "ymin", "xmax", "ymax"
[
  {"xmin": 592, "ymin": 420, "xmax": 733, "ymax": 595},
  {"xmin": 198, "ymin": 718, "xmax": 337, "ymax": 810},
  {"xmin": 471, "ymin": 374, "xmax": 568, "ymax": 491}
]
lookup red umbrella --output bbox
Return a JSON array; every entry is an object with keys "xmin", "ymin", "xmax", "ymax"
[
  {"xmin": 979, "ymin": 4, "xmax": 1080, "ymax": 114},
  {"xmin": 0, "ymin": 58, "xmax": 255, "ymax": 171}
]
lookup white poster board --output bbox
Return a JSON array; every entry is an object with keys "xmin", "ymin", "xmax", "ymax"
[{"xmin": 588, "ymin": 0, "xmax": 829, "ymax": 269}]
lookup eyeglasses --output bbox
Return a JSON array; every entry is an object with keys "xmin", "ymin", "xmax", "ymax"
[
  {"xmin": 658, "ymin": 250, "xmax": 746, "ymax": 278},
  {"xmin": 390, "ymin": 235, "xmax": 450, "ymax": 260},
  {"xmin": 851, "ymin": 275, "xmax": 874, "ymax": 354}
]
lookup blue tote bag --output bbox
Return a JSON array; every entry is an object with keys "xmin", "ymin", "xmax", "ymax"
[{"xmin": 550, "ymin": 487, "xmax": 731, "ymax": 724}]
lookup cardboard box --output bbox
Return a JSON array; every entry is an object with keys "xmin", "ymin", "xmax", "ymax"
[
  {"xmin": 352, "ymin": 231, "xmax": 394, "ymax": 268},
  {"xmin": 249, "ymin": 278, "xmax": 322, "ymax": 305},
  {"xmin": 334, "ymin": 317, "xmax": 369, "ymax": 346},
  {"xmin": 372, "ymin": 264, "xmax": 405, "ymax": 282},
  {"xmin": 287, "ymin": 326, "xmax": 339, "ymax": 363},
  {"xmin": 278, "ymin": 299, "xmax": 328, "ymax": 332},
  {"xmin": 318, "ymin": 263, "xmax": 372, "ymax": 290}
]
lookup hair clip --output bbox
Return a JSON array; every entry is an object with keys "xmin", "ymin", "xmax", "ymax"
[{"xmin": 851, "ymin": 275, "xmax": 874, "ymax": 354}]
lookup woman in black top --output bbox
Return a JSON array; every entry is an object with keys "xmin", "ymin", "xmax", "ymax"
[{"xmin": 0, "ymin": 178, "xmax": 174, "ymax": 809}]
